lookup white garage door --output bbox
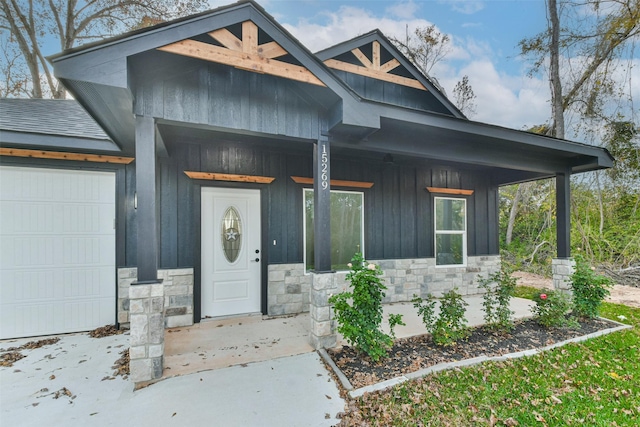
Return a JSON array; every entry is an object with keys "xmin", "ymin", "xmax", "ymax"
[{"xmin": 0, "ymin": 166, "xmax": 116, "ymax": 339}]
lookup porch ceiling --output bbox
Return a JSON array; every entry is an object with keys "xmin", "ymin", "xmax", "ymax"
[{"xmin": 156, "ymin": 118, "xmax": 604, "ymax": 188}]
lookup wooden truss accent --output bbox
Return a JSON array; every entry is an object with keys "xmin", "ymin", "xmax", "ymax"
[
  {"xmin": 290, "ymin": 176, "xmax": 374, "ymax": 189},
  {"xmin": 0, "ymin": 147, "xmax": 134, "ymax": 164},
  {"xmin": 158, "ymin": 21, "xmax": 325, "ymax": 87},
  {"xmin": 324, "ymin": 41, "xmax": 426, "ymax": 91},
  {"xmin": 184, "ymin": 171, "xmax": 275, "ymax": 184},
  {"xmin": 426, "ymin": 187, "xmax": 474, "ymax": 196}
]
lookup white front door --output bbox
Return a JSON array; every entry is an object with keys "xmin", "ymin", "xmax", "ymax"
[{"xmin": 201, "ymin": 187, "xmax": 261, "ymax": 318}]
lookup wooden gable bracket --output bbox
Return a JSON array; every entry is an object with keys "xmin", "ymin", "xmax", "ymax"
[
  {"xmin": 323, "ymin": 41, "xmax": 427, "ymax": 91},
  {"xmin": 158, "ymin": 21, "xmax": 326, "ymax": 87}
]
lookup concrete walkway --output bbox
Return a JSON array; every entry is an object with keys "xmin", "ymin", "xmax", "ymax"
[
  {"xmin": 1, "ymin": 297, "xmax": 535, "ymax": 426},
  {"xmin": 164, "ymin": 296, "xmax": 535, "ymax": 378},
  {"xmin": 0, "ymin": 333, "xmax": 343, "ymax": 427}
]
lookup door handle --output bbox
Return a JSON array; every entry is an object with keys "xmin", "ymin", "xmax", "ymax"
[{"xmin": 254, "ymin": 258, "xmax": 260, "ymax": 262}]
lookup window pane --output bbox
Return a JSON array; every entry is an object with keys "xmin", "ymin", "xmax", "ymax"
[
  {"xmin": 221, "ymin": 206, "xmax": 242, "ymax": 263},
  {"xmin": 436, "ymin": 234, "xmax": 463, "ymax": 265},
  {"xmin": 330, "ymin": 192, "xmax": 363, "ymax": 270},
  {"xmin": 305, "ymin": 189, "xmax": 363, "ymax": 271},
  {"xmin": 436, "ymin": 198, "xmax": 465, "ymax": 231}
]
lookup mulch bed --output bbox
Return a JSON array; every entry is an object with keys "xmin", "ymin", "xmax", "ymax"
[{"xmin": 328, "ymin": 317, "xmax": 619, "ymax": 389}]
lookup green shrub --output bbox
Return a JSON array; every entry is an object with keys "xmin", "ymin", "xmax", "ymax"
[
  {"xmin": 531, "ymin": 290, "xmax": 577, "ymax": 328},
  {"xmin": 413, "ymin": 289, "xmax": 469, "ymax": 346},
  {"xmin": 412, "ymin": 294, "xmax": 437, "ymax": 329},
  {"xmin": 570, "ymin": 255, "xmax": 612, "ymax": 319},
  {"xmin": 328, "ymin": 253, "xmax": 402, "ymax": 361},
  {"xmin": 478, "ymin": 266, "xmax": 517, "ymax": 332}
]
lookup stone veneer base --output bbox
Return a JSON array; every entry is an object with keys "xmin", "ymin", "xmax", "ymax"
[
  {"xmin": 268, "ymin": 256, "xmax": 501, "ymax": 317},
  {"xmin": 118, "ymin": 268, "xmax": 194, "ymax": 329},
  {"xmin": 129, "ymin": 282, "xmax": 164, "ymax": 384},
  {"xmin": 552, "ymin": 258, "xmax": 576, "ymax": 294}
]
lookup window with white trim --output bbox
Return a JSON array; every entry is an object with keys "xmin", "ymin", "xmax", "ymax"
[
  {"xmin": 304, "ymin": 189, "xmax": 364, "ymax": 271},
  {"xmin": 435, "ymin": 197, "xmax": 466, "ymax": 266}
]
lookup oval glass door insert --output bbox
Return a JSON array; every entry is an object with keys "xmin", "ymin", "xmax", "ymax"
[{"xmin": 221, "ymin": 206, "xmax": 242, "ymax": 263}]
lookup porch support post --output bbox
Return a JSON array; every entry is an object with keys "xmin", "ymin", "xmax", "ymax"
[
  {"xmin": 555, "ymin": 170, "xmax": 571, "ymax": 259},
  {"xmin": 313, "ymin": 133, "xmax": 332, "ymax": 273},
  {"xmin": 130, "ymin": 115, "xmax": 164, "ymax": 386},
  {"xmin": 134, "ymin": 115, "xmax": 160, "ymax": 283},
  {"xmin": 309, "ymin": 133, "xmax": 337, "ymax": 349},
  {"xmin": 553, "ymin": 170, "xmax": 575, "ymax": 292}
]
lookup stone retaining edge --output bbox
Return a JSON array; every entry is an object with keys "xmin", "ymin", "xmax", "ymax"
[
  {"xmin": 327, "ymin": 320, "xmax": 634, "ymax": 399},
  {"xmin": 318, "ymin": 349, "xmax": 353, "ymax": 391}
]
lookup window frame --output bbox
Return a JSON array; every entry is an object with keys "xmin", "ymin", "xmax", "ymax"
[
  {"xmin": 303, "ymin": 188, "xmax": 365, "ymax": 272},
  {"xmin": 434, "ymin": 196, "xmax": 467, "ymax": 268}
]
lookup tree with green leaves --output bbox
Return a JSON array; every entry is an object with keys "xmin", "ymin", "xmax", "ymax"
[{"xmin": 502, "ymin": 0, "xmax": 640, "ymax": 275}]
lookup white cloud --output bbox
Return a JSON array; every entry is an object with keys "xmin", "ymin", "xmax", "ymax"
[
  {"xmin": 437, "ymin": 60, "xmax": 551, "ymax": 129},
  {"xmin": 385, "ymin": 1, "xmax": 420, "ymax": 19},
  {"xmin": 282, "ymin": 6, "xmax": 434, "ymax": 52},
  {"xmin": 282, "ymin": 4, "xmax": 552, "ymax": 130},
  {"xmin": 440, "ymin": 0, "xmax": 485, "ymax": 15}
]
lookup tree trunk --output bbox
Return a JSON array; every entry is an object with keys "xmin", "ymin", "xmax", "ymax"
[
  {"xmin": 594, "ymin": 171, "xmax": 604, "ymax": 236},
  {"xmin": 548, "ymin": 0, "xmax": 564, "ymax": 139},
  {"xmin": 506, "ymin": 184, "xmax": 523, "ymax": 245}
]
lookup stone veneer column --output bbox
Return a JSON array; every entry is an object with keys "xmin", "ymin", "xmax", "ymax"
[
  {"xmin": 309, "ymin": 272, "xmax": 338, "ymax": 349},
  {"xmin": 552, "ymin": 258, "xmax": 575, "ymax": 294},
  {"xmin": 129, "ymin": 282, "xmax": 164, "ymax": 385}
]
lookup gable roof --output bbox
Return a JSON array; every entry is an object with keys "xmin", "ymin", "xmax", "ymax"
[
  {"xmin": 316, "ymin": 30, "xmax": 465, "ymax": 119},
  {"xmin": 0, "ymin": 98, "xmax": 117, "ymax": 152},
  {"xmin": 44, "ymin": 0, "xmax": 613, "ymax": 184},
  {"xmin": 48, "ymin": 0, "xmax": 384, "ymax": 152}
]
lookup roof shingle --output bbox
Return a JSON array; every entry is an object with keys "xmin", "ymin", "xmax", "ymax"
[{"xmin": 0, "ymin": 98, "xmax": 109, "ymax": 141}]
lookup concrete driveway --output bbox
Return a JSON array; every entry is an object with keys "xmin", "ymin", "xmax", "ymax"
[{"xmin": 0, "ymin": 331, "xmax": 344, "ymax": 427}]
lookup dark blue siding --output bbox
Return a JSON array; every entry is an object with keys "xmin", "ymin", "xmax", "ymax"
[{"xmin": 122, "ymin": 139, "xmax": 500, "ymax": 270}]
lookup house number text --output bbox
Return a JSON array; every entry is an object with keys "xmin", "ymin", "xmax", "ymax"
[{"xmin": 320, "ymin": 143, "xmax": 328, "ymax": 190}]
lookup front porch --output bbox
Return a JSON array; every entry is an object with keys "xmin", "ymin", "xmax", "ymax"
[{"xmin": 162, "ymin": 297, "xmax": 535, "ymax": 379}]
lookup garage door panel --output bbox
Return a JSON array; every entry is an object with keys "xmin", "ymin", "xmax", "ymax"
[
  {"xmin": 1, "ymin": 267, "xmax": 115, "ymax": 302},
  {"xmin": 1, "ymin": 202, "xmax": 113, "ymax": 235},
  {"xmin": 1, "ymin": 298, "xmax": 112, "ymax": 338},
  {"xmin": 0, "ymin": 166, "xmax": 116, "ymax": 339}
]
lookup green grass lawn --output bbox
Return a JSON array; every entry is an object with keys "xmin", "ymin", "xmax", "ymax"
[{"xmin": 339, "ymin": 291, "xmax": 640, "ymax": 426}]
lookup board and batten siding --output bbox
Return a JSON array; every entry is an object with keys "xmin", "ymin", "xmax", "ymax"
[
  {"xmin": 132, "ymin": 59, "xmax": 323, "ymax": 142},
  {"xmin": 119, "ymin": 138, "xmax": 500, "ymax": 270},
  {"xmin": 331, "ymin": 69, "xmax": 453, "ymax": 116}
]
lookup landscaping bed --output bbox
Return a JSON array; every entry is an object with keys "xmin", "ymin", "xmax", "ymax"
[{"xmin": 328, "ymin": 316, "xmax": 619, "ymax": 389}]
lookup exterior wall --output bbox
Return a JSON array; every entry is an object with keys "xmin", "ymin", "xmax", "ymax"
[
  {"xmin": 267, "ymin": 264, "xmax": 312, "ymax": 316},
  {"xmin": 118, "ymin": 268, "xmax": 194, "ymax": 328},
  {"xmin": 149, "ymin": 140, "xmax": 500, "ymax": 273},
  {"xmin": 267, "ymin": 255, "xmax": 500, "ymax": 316},
  {"xmin": 375, "ymin": 255, "xmax": 501, "ymax": 301}
]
